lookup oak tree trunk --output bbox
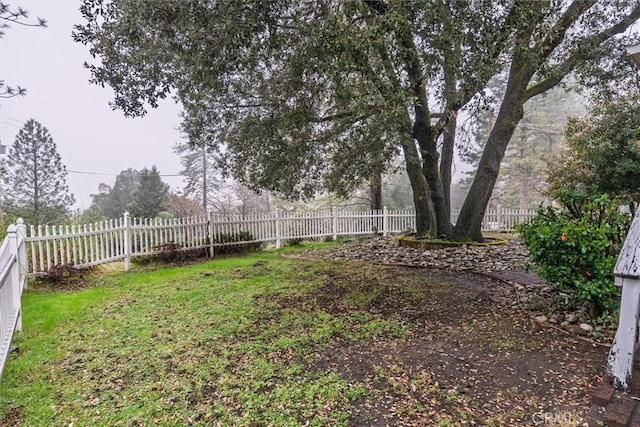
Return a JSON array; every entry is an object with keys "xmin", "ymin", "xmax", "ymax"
[
  {"xmin": 412, "ymin": 112, "xmax": 452, "ymax": 238},
  {"xmin": 400, "ymin": 136, "xmax": 434, "ymax": 235},
  {"xmin": 453, "ymin": 62, "xmax": 531, "ymax": 241},
  {"xmin": 369, "ymin": 171, "xmax": 383, "ymax": 211},
  {"xmin": 440, "ymin": 117, "xmax": 456, "ymax": 219}
]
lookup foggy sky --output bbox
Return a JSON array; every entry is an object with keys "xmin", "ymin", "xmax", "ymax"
[{"xmin": 0, "ymin": 0, "xmax": 185, "ymax": 210}]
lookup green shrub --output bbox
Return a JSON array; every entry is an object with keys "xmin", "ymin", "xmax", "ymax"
[
  {"xmin": 518, "ymin": 194, "xmax": 631, "ymax": 316},
  {"xmin": 0, "ymin": 212, "xmax": 17, "ymax": 241},
  {"xmin": 212, "ymin": 231, "xmax": 262, "ymax": 254},
  {"xmin": 285, "ymin": 237, "xmax": 304, "ymax": 246}
]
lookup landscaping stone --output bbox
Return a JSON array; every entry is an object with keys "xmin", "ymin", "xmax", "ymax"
[
  {"xmin": 580, "ymin": 323, "xmax": 594, "ymax": 333},
  {"xmin": 566, "ymin": 313, "xmax": 579, "ymax": 323},
  {"xmin": 295, "ymin": 235, "xmax": 532, "ymax": 274}
]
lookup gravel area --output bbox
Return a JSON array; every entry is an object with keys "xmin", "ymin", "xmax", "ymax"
[
  {"xmin": 287, "ymin": 235, "xmax": 612, "ymax": 340},
  {"xmin": 289, "ymin": 235, "xmax": 532, "ymax": 274}
]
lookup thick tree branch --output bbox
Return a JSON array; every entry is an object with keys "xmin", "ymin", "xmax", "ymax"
[
  {"xmin": 434, "ymin": 2, "xmax": 530, "ymax": 142},
  {"xmin": 453, "ymin": 1, "xmax": 521, "ymax": 106},
  {"xmin": 533, "ymin": 0, "xmax": 597, "ymax": 61},
  {"xmin": 524, "ymin": 2, "xmax": 640, "ymax": 101}
]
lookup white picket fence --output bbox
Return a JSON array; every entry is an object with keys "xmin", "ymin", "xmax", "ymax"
[
  {"xmin": 451, "ymin": 206, "xmax": 536, "ymax": 232},
  {"xmin": 0, "ymin": 220, "xmax": 27, "ymax": 381},
  {"xmin": 0, "ymin": 206, "xmax": 535, "ymax": 382},
  {"xmin": 23, "ymin": 208, "xmax": 413, "ymax": 276},
  {"xmin": 22, "ymin": 206, "xmax": 534, "ymax": 277}
]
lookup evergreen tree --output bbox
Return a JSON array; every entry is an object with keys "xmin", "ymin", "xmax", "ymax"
[
  {"xmin": 173, "ymin": 142, "xmax": 219, "ymax": 211},
  {"xmin": 0, "ymin": 119, "xmax": 75, "ymax": 224},
  {"xmin": 129, "ymin": 166, "xmax": 169, "ymax": 218},
  {"xmin": 90, "ymin": 169, "xmax": 139, "ymax": 219},
  {"xmin": 499, "ymin": 90, "xmax": 586, "ymax": 210},
  {"xmin": 460, "ymin": 84, "xmax": 586, "ymax": 210}
]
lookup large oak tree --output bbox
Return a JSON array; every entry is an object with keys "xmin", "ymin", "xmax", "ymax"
[{"xmin": 74, "ymin": 0, "xmax": 640, "ymax": 241}]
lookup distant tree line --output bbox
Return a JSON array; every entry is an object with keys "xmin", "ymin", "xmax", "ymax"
[{"xmin": 87, "ymin": 166, "xmax": 169, "ymax": 220}]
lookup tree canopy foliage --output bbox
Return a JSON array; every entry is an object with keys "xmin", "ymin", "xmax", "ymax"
[
  {"xmin": 547, "ymin": 95, "xmax": 640, "ymax": 215},
  {"xmin": 74, "ymin": 0, "xmax": 640, "ymax": 240},
  {"xmin": 90, "ymin": 168, "xmax": 139, "ymax": 219},
  {"xmin": 90, "ymin": 167, "xmax": 169, "ymax": 219},
  {"xmin": 0, "ymin": 119, "xmax": 75, "ymax": 225},
  {"xmin": 129, "ymin": 166, "xmax": 169, "ymax": 218}
]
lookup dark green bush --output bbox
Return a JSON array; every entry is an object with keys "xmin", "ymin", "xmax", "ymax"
[
  {"xmin": 285, "ymin": 238, "xmax": 304, "ymax": 247},
  {"xmin": 518, "ymin": 194, "xmax": 631, "ymax": 316},
  {"xmin": 212, "ymin": 231, "xmax": 262, "ymax": 254}
]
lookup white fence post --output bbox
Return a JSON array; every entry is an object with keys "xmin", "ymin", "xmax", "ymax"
[
  {"xmin": 332, "ymin": 207, "xmax": 337, "ymax": 241},
  {"xmin": 123, "ymin": 212, "xmax": 131, "ymax": 271},
  {"xmin": 16, "ymin": 219, "xmax": 27, "ymax": 292},
  {"xmin": 7, "ymin": 224, "xmax": 22, "ymax": 332},
  {"xmin": 383, "ymin": 206, "xmax": 388, "ymax": 237},
  {"xmin": 275, "ymin": 209, "xmax": 282, "ymax": 249},
  {"xmin": 609, "ymin": 209, "xmax": 640, "ymax": 392},
  {"xmin": 208, "ymin": 211, "xmax": 215, "ymax": 258}
]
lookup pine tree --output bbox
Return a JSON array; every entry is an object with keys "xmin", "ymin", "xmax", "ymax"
[
  {"xmin": 129, "ymin": 166, "xmax": 169, "ymax": 218},
  {"xmin": 90, "ymin": 169, "xmax": 139, "ymax": 219},
  {"xmin": 499, "ymin": 89, "xmax": 586, "ymax": 210},
  {"xmin": 0, "ymin": 119, "xmax": 75, "ymax": 224},
  {"xmin": 173, "ymin": 142, "xmax": 219, "ymax": 211}
]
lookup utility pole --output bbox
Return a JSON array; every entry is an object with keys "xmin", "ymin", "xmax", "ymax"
[{"xmin": 202, "ymin": 147, "xmax": 207, "ymax": 212}]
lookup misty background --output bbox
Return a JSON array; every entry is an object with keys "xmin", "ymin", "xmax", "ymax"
[{"xmin": 0, "ymin": 0, "xmax": 184, "ymax": 210}]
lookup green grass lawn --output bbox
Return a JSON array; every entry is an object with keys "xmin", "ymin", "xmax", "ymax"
[
  {"xmin": 0, "ymin": 250, "xmax": 400, "ymax": 427},
  {"xmin": 0, "ymin": 243, "xmax": 603, "ymax": 427}
]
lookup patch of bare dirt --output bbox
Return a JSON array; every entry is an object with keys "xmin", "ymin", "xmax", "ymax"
[
  {"xmin": 1, "ymin": 405, "xmax": 22, "ymax": 426},
  {"xmin": 29, "ymin": 264, "xmax": 100, "ymax": 292},
  {"xmin": 289, "ymin": 263, "xmax": 605, "ymax": 426}
]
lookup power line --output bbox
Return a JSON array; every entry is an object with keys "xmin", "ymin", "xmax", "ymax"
[
  {"xmin": 1, "ymin": 115, "xmax": 185, "ymax": 177},
  {"xmin": 1, "ymin": 121, "xmax": 22, "ymax": 129},
  {"xmin": 67, "ymin": 170, "xmax": 117, "ymax": 176},
  {"xmin": 0, "ymin": 114, "xmax": 177, "ymax": 164},
  {"xmin": 1, "ymin": 116, "xmax": 23, "ymax": 124},
  {"xmin": 67, "ymin": 169, "xmax": 184, "ymax": 177}
]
